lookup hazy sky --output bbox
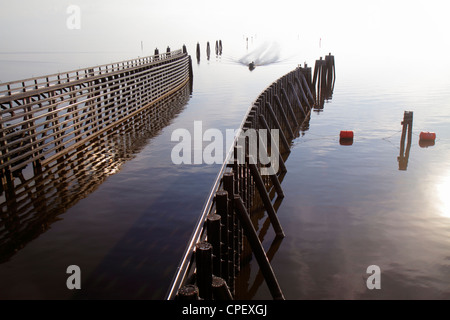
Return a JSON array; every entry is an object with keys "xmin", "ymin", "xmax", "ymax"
[
  {"xmin": 1, "ymin": 1, "xmax": 449, "ymax": 52},
  {"xmin": 0, "ymin": 0, "xmax": 449, "ymax": 74}
]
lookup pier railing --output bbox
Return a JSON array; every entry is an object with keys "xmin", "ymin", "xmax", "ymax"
[
  {"xmin": 0, "ymin": 48, "xmax": 191, "ymax": 187},
  {"xmin": 166, "ymin": 55, "xmax": 335, "ymax": 300}
]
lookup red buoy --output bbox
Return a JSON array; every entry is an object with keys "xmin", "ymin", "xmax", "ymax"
[
  {"xmin": 340, "ymin": 130, "xmax": 354, "ymax": 139},
  {"xmin": 419, "ymin": 132, "xmax": 436, "ymax": 141}
]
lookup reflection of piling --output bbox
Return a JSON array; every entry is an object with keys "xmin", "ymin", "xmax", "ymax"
[
  {"xmin": 398, "ymin": 111, "xmax": 413, "ymax": 171},
  {"xmin": 219, "ymin": 40, "xmax": 223, "ymax": 55},
  {"xmin": 215, "ymin": 40, "xmax": 219, "ymax": 55}
]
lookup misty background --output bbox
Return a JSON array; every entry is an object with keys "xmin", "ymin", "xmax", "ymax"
[{"xmin": 1, "ymin": 0, "xmax": 449, "ymax": 82}]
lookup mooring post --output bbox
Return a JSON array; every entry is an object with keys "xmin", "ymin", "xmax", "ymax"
[
  {"xmin": 212, "ymin": 276, "xmax": 234, "ymax": 300},
  {"xmin": 195, "ymin": 241, "xmax": 213, "ymax": 300},
  {"xmin": 177, "ymin": 284, "xmax": 199, "ymax": 300},
  {"xmin": 234, "ymin": 195, "xmax": 285, "ymax": 300}
]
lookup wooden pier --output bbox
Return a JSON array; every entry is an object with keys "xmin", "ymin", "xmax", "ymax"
[
  {"xmin": 167, "ymin": 55, "xmax": 335, "ymax": 300},
  {"xmin": 0, "ymin": 48, "xmax": 192, "ymax": 262},
  {"xmin": 0, "ymin": 48, "xmax": 192, "ymax": 189}
]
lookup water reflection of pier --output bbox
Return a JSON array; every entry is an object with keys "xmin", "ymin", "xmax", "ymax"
[{"xmin": 0, "ymin": 81, "xmax": 191, "ymax": 262}]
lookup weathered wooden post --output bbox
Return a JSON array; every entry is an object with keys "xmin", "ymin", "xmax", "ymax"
[
  {"xmin": 196, "ymin": 42, "xmax": 201, "ymax": 63},
  {"xmin": 258, "ymin": 114, "xmax": 287, "ymax": 174},
  {"xmin": 289, "ymin": 82, "xmax": 307, "ymax": 117},
  {"xmin": 212, "ymin": 276, "xmax": 233, "ymax": 300},
  {"xmin": 195, "ymin": 241, "xmax": 213, "ymax": 300},
  {"xmin": 207, "ymin": 213, "xmax": 221, "ymax": 276},
  {"xmin": 266, "ymin": 102, "xmax": 290, "ymax": 151},
  {"xmin": 216, "ymin": 190, "xmax": 233, "ymax": 287},
  {"xmin": 398, "ymin": 111, "xmax": 413, "ymax": 171},
  {"xmin": 206, "ymin": 41, "xmax": 211, "ymax": 60},
  {"xmin": 177, "ymin": 284, "xmax": 199, "ymax": 300},
  {"xmin": 274, "ymin": 95, "xmax": 294, "ymax": 138},
  {"xmin": 281, "ymin": 88, "xmax": 299, "ymax": 127}
]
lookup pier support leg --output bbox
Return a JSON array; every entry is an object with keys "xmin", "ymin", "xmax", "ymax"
[{"xmin": 234, "ymin": 195, "xmax": 285, "ymax": 300}]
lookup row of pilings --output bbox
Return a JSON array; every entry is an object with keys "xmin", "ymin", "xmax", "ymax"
[
  {"xmin": 196, "ymin": 40, "xmax": 223, "ymax": 63},
  {"xmin": 167, "ymin": 55, "xmax": 335, "ymax": 300}
]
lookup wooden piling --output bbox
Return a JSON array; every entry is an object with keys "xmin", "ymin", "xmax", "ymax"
[
  {"xmin": 212, "ymin": 276, "xmax": 234, "ymax": 300},
  {"xmin": 258, "ymin": 114, "xmax": 287, "ymax": 174},
  {"xmin": 196, "ymin": 42, "xmax": 201, "ymax": 63},
  {"xmin": 207, "ymin": 213, "xmax": 221, "ymax": 276},
  {"xmin": 274, "ymin": 95, "xmax": 294, "ymax": 138},
  {"xmin": 215, "ymin": 190, "xmax": 232, "ymax": 285},
  {"xmin": 195, "ymin": 241, "xmax": 213, "ymax": 300},
  {"xmin": 234, "ymin": 195, "xmax": 285, "ymax": 300},
  {"xmin": 266, "ymin": 102, "xmax": 290, "ymax": 152},
  {"xmin": 247, "ymin": 158, "xmax": 285, "ymax": 238},
  {"xmin": 281, "ymin": 88, "xmax": 299, "ymax": 127},
  {"xmin": 289, "ymin": 83, "xmax": 307, "ymax": 117},
  {"xmin": 177, "ymin": 284, "xmax": 199, "ymax": 300}
]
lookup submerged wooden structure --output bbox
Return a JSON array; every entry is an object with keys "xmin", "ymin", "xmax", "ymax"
[
  {"xmin": 0, "ymin": 47, "xmax": 192, "ymax": 261},
  {"xmin": 167, "ymin": 54, "xmax": 335, "ymax": 300}
]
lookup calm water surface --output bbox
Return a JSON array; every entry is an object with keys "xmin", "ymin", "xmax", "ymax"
[
  {"xmin": 239, "ymin": 55, "xmax": 450, "ymax": 299},
  {"xmin": 1, "ymin": 38, "xmax": 450, "ymax": 299}
]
